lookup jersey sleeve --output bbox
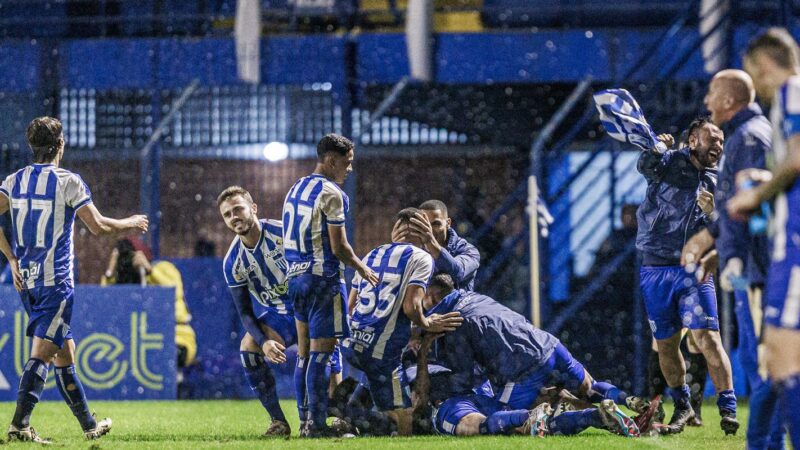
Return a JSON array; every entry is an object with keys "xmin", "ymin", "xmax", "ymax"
[
  {"xmin": 64, "ymin": 174, "xmax": 93, "ymax": 210},
  {"xmin": 319, "ymin": 183, "xmax": 346, "ymax": 225},
  {"xmin": 0, "ymin": 173, "xmax": 14, "ymax": 199},
  {"xmin": 406, "ymin": 250, "xmax": 434, "ymax": 289},
  {"xmin": 222, "ymin": 245, "xmax": 248, "ymax": 288},
  {"xmin": 782, "ymin": 77, "xmax": 800, "ymax": 139}
]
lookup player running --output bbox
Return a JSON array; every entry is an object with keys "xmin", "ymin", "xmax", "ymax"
[
  {"xmin": 282, "ymin": 134, "xmax": 378, "ymax": 437},
  {"xmin": 2, "ymin": 117, "xmax": 148, "ymax": 443},
  {"xmin": 342, "ymin": 207, "xmax": 463, "ymax": 435},
  {"xmin": 419, "ymin": 273, "xmax": 656, "ymax": 438},
  {"xmin": 729, "ymin": 28, "xmax": 800, "ymax": 449},
  {"xmin": 218, "ymin": 186, "xmax": 295, "ymax": 437}
]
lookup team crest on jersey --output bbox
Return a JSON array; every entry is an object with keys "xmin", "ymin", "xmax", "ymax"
[{"xmin": 232, "ymin": 260, "xmax": 249, "ymax": 284}]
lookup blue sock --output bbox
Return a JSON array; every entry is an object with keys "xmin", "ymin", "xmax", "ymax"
[
  {"xmin": 240, "ymin": 352, "xmax": 286, "ymax": 423},
  {"xmin": 54, "ymin": 365, "xmax": 97, "ymax": 431},
  {"xmin": 12, "ymin": 358, "xmax": 48, "ymax": 428},
  {"xmin": 716, "ymin": 389, "xmax": 737, "ymax": 415},
  {"xmin": 670, "ymin": 384, "xmax": 691, "ymax": 410},
  {"xmin": 547, "ymin": 409, "xmax": 604, "ymax": 436},
  {"xmin": 294, "ymin": 356, "xmax": 308, "ymax": 422},
  {"xmin": 479, "ymin": 410, "xmax": 530, "ymax": 435},
  {"xmin": 306, "ymin": 351, "xmax": 332, "ymax": 430},
  {"xmin": 779, "ymin": 374, "xmax": 800, "ymax": 450},
  {"xmin": 589, "ymin": 381, "xmax": 628, "ymax": 405},
  {"xmin": 748, "ymin": 378, "xmax": 784, "ymax": 450}
]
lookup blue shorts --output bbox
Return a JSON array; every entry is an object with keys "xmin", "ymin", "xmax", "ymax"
[
  {"xmin": 257, "ymin": 308, "xmax": 298, "ymax": 348},
  {"xmin": 496, "ymin": 343, "xmax": 586, "ymax": 410},
  {"xmin": 20, "ymin": 286, "xmax": 74, "ymax": 349},
  {"xmin": 289, "ymin": 274, "xmax": 349, "ymax": 339},
  {"xmin": 329, "ymin": 344, "xmax": 342, "ymax": 374},
  {"xmin": 640, "ymin": 265, "xmax": 719, "ymax": 340},
  {"xmin": 342, "ymin": 346, "xmax": 410, "ymax": 411},
  {"xmin": 764, "ymin": 251, "xmax": 800, "ymax": 330},
  {"xmin": 432, "ymin": 393, "xmax": 501, "ymax": 435}
]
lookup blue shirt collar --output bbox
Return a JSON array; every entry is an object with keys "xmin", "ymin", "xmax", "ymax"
[
  {"xmin": 426, "ymin": 289, "xmax": 462, "ymax": 317},
  {"xmin": 722, "ymin": 103, "xmax": 763, "ymax": 136}
]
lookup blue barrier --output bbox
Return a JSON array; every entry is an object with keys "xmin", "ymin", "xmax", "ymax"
[{"xmin": 0, "ymin": 285, "xmax": 176, "ymax": 401}]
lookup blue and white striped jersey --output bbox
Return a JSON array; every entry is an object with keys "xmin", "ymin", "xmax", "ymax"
[
  {"xmin": 0, "ymin": 164, "xmax": 91, "ymax": 290},
  {"xmin": 347, "ymin": 243, "xmax": 433, "ymax": 361},
  {"xmin": 223, "ymin": 219, "xmax": 292, "ymax": 316},
  {"xmin": 768, "ymin": 75, "xmax": 800, "ymax": 262},
  {"xmin": 282, "ymin": 173, "xmax": 349, "ymax": 279}
]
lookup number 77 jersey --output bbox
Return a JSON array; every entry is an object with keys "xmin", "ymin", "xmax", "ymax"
[
  {"xmin": 282, "ymin": 174, "xmax": 350, "ymax": 279},
  {"xmin": 347, "ymin": 243, "xmax": 433, "ymax": 361},
  {"xmin": 0, "ymin": 164, "xmax": 92, "ymax": 289}
]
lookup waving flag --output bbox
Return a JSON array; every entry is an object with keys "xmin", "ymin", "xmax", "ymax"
[{"xmin": 593, "ymin": 89, "xmax": 667, "ymax": 154}]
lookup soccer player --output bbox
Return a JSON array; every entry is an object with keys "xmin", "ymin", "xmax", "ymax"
[
  {"xmin": 636, "ymin": 118, "xmax": 740, "ymax": 434},
  {"xmin": 729, "ymin": 28, "xmax": 800, "ymax": 449},
  {"xmin": 1, "ymin": 117, "xmax": 148, "ymax": 443},
  {"xmin": 218, "ymin": 186, "xmax": 295, "ymax": 436},
  {"xmin": 419, "ymin": 273, "xmax": 653, "ymax": 438},
  {"xmin": 683, "ymin": 69, "xmax": 783, "ymax": 447},
  {"xmin": 282, "ymin": 134, "xmax": 379, "ymax": 437},
  {"xmin": 394, "ymin": 200, "xmax": 480, "ymax": 290},
  {"xmin": 342, "ymin": 207, "xmax": 463, "ymax": 435}
]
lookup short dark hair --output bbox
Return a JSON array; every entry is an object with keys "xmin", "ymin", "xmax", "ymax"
[
  {"xmin": 114, "ymin": 239, "xmax": 141, "ymax": 285},
  {"xmin": 26, "ymin": 117, "xmax": 63, "ymax": 163},
  {"xmin": 428, "ymin": 272, "xmax": 455, "ymax": 296},
  {"xmin": 419, "ymin": 199, "xmax": 448, "ymax": 216},
  {"xmin": 396, "ymin": 207, "xmax": 421, "ymax": 224},
  {"xmin": 687, "ymin": 116, "xmax": 716, "ymax": 141},
  {"xmin": 317, "ymin": 133, "xmax": 353, "ymax": 160},
  {"xmin": 746, "ymin": 27, "xmax": 800, "ymax": 70},
  {"xmin": 217, "ymin": 186, "xmax": 253, "ymax": 206}
]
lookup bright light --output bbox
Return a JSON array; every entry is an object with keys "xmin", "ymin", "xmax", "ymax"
[{"xmin": 262, "ymin": 142, "xmax": 289, "ymax": 162}]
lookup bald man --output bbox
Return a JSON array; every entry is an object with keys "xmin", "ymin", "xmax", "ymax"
[{"xmin": 684, "ymin": 69, "xmax": 782, "ymax": 446}]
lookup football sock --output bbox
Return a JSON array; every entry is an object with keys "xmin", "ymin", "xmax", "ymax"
[
  {"xmin": 479, "ymin": 410, "xmax": 529, "ymax": 435},
  {"xmin": 686, "ymin": 351, "xmax": 708, "ymax": 418},
  {"xmin": 779, "ymin": 374, "xmax": 800, "ymax": 449},
  {"xmin": 670, "ymin": 384, "xmax": 692, "ymax": 410},
  {"xmin": 589, "ymin": 381, "xmax": 628, "ymax": 405},
  {"xmin": 716, "ymin": 389, "xmax": 737, "ymax": 415},
  {"xmin": 294, "ymin": 356, "xmax": 308, "ymax": 422},
  {"xmin": 240, "ymin": 352, "xmax": 286, "ymax": 423},
  {"xmin": 748, "ymin": 377, "xmax": 784, "ymax": 450},
  {"xmin": 54, "ymin": 365, "xmax": 97, "ymax": 431},
  {"xmin": 306, "ymin": 352, "xmax": 332, "ymax": 430},
  {"xmin": 648, "ymin": 349, "xmax": 667, "ymax": 397},
  {"xmin": 12, "ymin": 358, "xmax": 48, "ymax": 429},
  {"xmin": 548, "ymin": 409, "xmax": 604, "ymax": 436}
]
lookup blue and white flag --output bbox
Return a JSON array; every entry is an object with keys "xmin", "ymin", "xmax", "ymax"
[{"xmin": 593, "ymin": 89, "xmax": 667, "ymax": 153}]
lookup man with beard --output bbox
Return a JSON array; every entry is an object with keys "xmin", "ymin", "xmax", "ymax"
[{"xmin": 636, "ymin": 118, "xmax": 739, "ymax": 435}]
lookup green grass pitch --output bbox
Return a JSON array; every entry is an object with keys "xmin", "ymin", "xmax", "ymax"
[{"xmin": 1, "ymin": 400, "xmax": 748, "ymax": 449}]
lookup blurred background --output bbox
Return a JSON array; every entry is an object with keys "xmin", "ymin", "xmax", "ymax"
[{"xmin": 0, "ymin": 0, "xmax": 796, "ymax": 402}]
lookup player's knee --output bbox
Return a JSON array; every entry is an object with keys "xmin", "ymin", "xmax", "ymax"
[
  {"xmin": 239, "ymin": 333, "xmax": 260, "ymax": 353},
  {"xmin": 455, "ymin": 413, "xmax": 485, "ymax": 436}
]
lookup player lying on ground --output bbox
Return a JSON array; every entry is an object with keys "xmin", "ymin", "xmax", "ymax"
[
  {"xmin": 341, "ymin": 207, "xmax": 464, "ymax": 435},
  {"xmin": 419, "ymin": 274, "xmax": 663, "ymax": 434},
  {"xmin": 218, "ymin": 186, "xmax": 342, "ymax": 437},
  {"xmin": 0, "ymin": 117, "xmax": 148, "ymax": 443},
  {"xmin": 282, "ymin": 134, "xmax": 379, "ymax": 437}
]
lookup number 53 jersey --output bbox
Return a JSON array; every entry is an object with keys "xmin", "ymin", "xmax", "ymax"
[
  {"xmin": 347, "ymin": 243, "xmax": 433, "ymax": 361},
  {"xmin": 0, "ymin": 164, "xmax": 92, "ymax": 290}
]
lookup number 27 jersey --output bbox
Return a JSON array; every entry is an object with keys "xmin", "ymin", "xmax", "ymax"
[
  {"xmin": 282, "ymin": 174, "xmax": 349, "ymax": 279},
  {"xmin": 349, "ymin": 243, "xmax": 433, "ymax": 361},
  {"xmin": 0, "ymin": 164, "xmax": 92, "ymax": 289}
]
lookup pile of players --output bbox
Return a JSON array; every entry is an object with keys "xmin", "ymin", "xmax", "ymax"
[{"xmin": 3, "ymin": 27, "xmax": 800, "ymax": 447}]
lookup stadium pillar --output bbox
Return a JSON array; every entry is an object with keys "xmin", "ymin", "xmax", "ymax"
[{"xmin": 342, "ymin": 35, "xmax": 358, "ymax": 275}]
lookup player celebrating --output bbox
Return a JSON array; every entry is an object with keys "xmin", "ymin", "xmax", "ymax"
[
  {"xmin": 282, "ymin": 134, "xmax": 378, "ymax": 437},
  {"xmin": 420, "ymin": 274, "xmax": 654, "ymax": 438},
  {"xmin": 342, "ymin": 207, "xmax": 463, "ymax": 435},
  {"xmin": 729, "ymin": 28, "xmax": 800, "ymax": 449},
  {"xmin": 2, "ymin": 117, "xmax": 148, "ymax": 443},
  {"xmin": 636, "ymin": 119, "xmax": 739, "ymax": 434},
  {"xmin": 218, "ymin": 186, "xmax": 295, "ymax": 437}
]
